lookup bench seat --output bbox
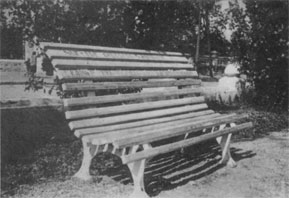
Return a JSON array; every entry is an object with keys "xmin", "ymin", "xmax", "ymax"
[{"xmin": 40, "ymin": 42, "xmax": 253, "ymax": 198}]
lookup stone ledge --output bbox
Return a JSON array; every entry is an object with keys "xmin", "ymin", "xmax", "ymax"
[{"xmin": 0, "ymin": 98, "xmax": 63, "ymax": 110}]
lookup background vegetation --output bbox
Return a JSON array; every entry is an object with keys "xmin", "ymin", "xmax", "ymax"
[
  {"xmin": 0, "ymin": 0, "xmax": 288, "ymax": 109},
  {"xmin": 230, "ymin": 0, "xmax": 288, "ymax": 111}
]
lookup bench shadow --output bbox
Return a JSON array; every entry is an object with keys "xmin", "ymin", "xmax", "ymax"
[{"xmin": 94, "ymin": 140, "xmax": 256, "ymax": 197}]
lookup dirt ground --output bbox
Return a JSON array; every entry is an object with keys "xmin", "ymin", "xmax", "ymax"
[
  {"xmin": 1, "ymin": 129, "xmax": 288, "ymax": 198},
  {"xmin": 157, "ymin": 130, "xmax": 289, "ymax": 198}
]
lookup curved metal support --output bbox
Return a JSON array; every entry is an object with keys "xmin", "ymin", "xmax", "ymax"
[
  {"xmin": 127, "ymin": 144, "xmax": 152, "ymax": 198},
  {"xmin": 73, "ymin": 139, "xmax": 99, "ymax": 181},
  {"xmin": 213, "ymin": 123, "xmax": 237, "ymax": 167}
]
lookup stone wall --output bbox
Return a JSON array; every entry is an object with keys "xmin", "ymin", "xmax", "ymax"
[{"xmin": 0, "ymin": 59, "xmax": 26, "ymax": 72}]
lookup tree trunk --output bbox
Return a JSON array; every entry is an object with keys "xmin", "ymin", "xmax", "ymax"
[
  {"xmin": 195, "ymin": 8, "xmax": 201, "ymax": 74},
  {"xmin": 205, "ymin": 8, "xmax": 213, "ymax": 77}
]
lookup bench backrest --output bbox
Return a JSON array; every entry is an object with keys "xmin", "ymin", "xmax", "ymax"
[{"xmin": 40, "ymin": 42, "xmax": 205, "ymax": 136}]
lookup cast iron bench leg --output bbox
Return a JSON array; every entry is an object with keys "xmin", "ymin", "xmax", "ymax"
[
  {"xmin": 214, "ymin": 123, "xmax": 237, "ymax": 167},
  {"xmin": 127, "ymin": 144, "xmax": 152, "ymax": 198},
  {"xmin": 73, "ymin": 139, "xmax": 98, "ymax": 181}
]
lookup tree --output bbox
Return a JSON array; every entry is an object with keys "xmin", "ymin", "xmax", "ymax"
[
  {"xmin": 230, "ymin": 0, "xmax": 288, "ymax": 110},
  {"xmin": 1, "ymin": 0, "xmax": 131, "ymax": 46},
  {"xmin": 0, "ymin": 9, "xmax": 23, "ymax": 59},
  {"xmin": 1, "ymin": 0, "xmax": 230, "ymax": 62},
  {"xmin": 195, "ymin": 0, "xmax": 231, "ymax": 76},
  {"xmin": 127, "ymin": 0, "xmax": 199, "ymax": 52}
]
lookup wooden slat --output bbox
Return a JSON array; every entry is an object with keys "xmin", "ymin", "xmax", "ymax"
[
  {"xmin": 52, "ymin": 59, "xmax": 193, "ymax": 70},
  {"xmin": 69, "ymin": 103, "xmax": 208, "ymax": 130},
  {"xmin": 63, "ymin": 88, "xmax": 201, "ymax": 107},
  {"xmin": 46, "ymin": 49, "xmax": 188, "ymax": 63},
  {"xmin": 121, "ymin": 122, "xmax": 253, "ymax": 164},
  {"xmin": 114, "ymin": 114, "xmax": 248, "ymax": 148},
  {"xmin": 74, "ymin": 110, "xmax": 215, "ymax": 138},
  {"xmin": 93, "ymin": 113, "xmax": 241, "ymax": 146},
  {"xmin": 57, "ymin": 70, "xmax": 198, "ymax": 81},
  {"xmin": 65, "ymin": 96, "xmax": 205, "ymax": 120},
  {"xmin": 62, "ymin": 79, "xmax": 201, "ymax": 92},
  {"xmin": 86, "ymin": 114, "xmax": 242, "ymax": 147},
  {"xmin": 40, "ymin": 42, "xmax": 185, "ymax": 56},
  {"xmin": 81, "ymin": 112, "xmax": 221, "ymax": 143}
]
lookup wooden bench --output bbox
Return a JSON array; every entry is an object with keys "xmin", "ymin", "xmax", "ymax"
[{"xmin": 40, "ymin": 42, "xmax": 253, "ymax": 198}]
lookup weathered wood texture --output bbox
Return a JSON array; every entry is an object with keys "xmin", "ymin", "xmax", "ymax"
[
  {"xmin": 40, "ymin": 42, "xmax": 185, "ymax": 56},
  {"xmin": 52, "ymin": 59, "xmax": 193, "ymax": 70},
  {"xmin": 57, "ymin": 70, "xmax": 198, "ymax": 81},
  {"xmin": 65, "ymin": 96, "xmax": 205, "ymax": 119},
  {"xmin": 69, "ymin": 103, "xmax": 208, "ymax": 130},
  {"xmin": 47, "ymin": 49, "xmax": 188, "ymax": 62},
  {"xmin": 74, "ymin": 110, "xmax": 215, "ymax": 138},
  {"xmin": 40, "ymin": 42, "xmax": 253, "ymax": 198},
  {"xmin": 40, "ymin": 42, "xmax": 196, "ymax": 84},
  {"xmin": 121, "ymin": 122, "xmax": 253, "ymax": 164},
  {"xmin": 63, "ymin": 88, "xmax": 201, "ymax": 107},
  {"xmin": 62, "ymin": 79, "xmax": 201, "ymax": 91},
  {"xmin": 112, "ymin": 114, "xmax": 247, "ymax": 148},
  {"xmin": 83, "ymin": 113, "xmax": 224, "ymax": 145}
]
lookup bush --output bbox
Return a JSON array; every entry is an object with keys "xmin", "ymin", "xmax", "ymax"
[{"xmin": 231, "ymin": 0, "xmax": 288, "ymax": 111}]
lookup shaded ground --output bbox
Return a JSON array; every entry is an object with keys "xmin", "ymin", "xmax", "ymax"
[
  {"xmin": 1, "ymin": 129, "xmax": 288, "ymax": 198},
  {"xmin": 1, "ymin": 106, "xmax": 288, "ymax": 198},
  {"xmin": 158, "ymin": 130, "xmax": 289, "ymax": 198}
]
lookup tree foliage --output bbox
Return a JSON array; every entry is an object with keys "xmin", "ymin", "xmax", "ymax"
[
  {"xmin": 2, "ymin": 0, "xmax": 287, "ymax": 110},
  {"xmin": 1, "ymin": 0, "xmax": 229, "ymax": 55},
  {"xmin": 230, "ymin": 0, "xmax": 288, "ymax": 110}
]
